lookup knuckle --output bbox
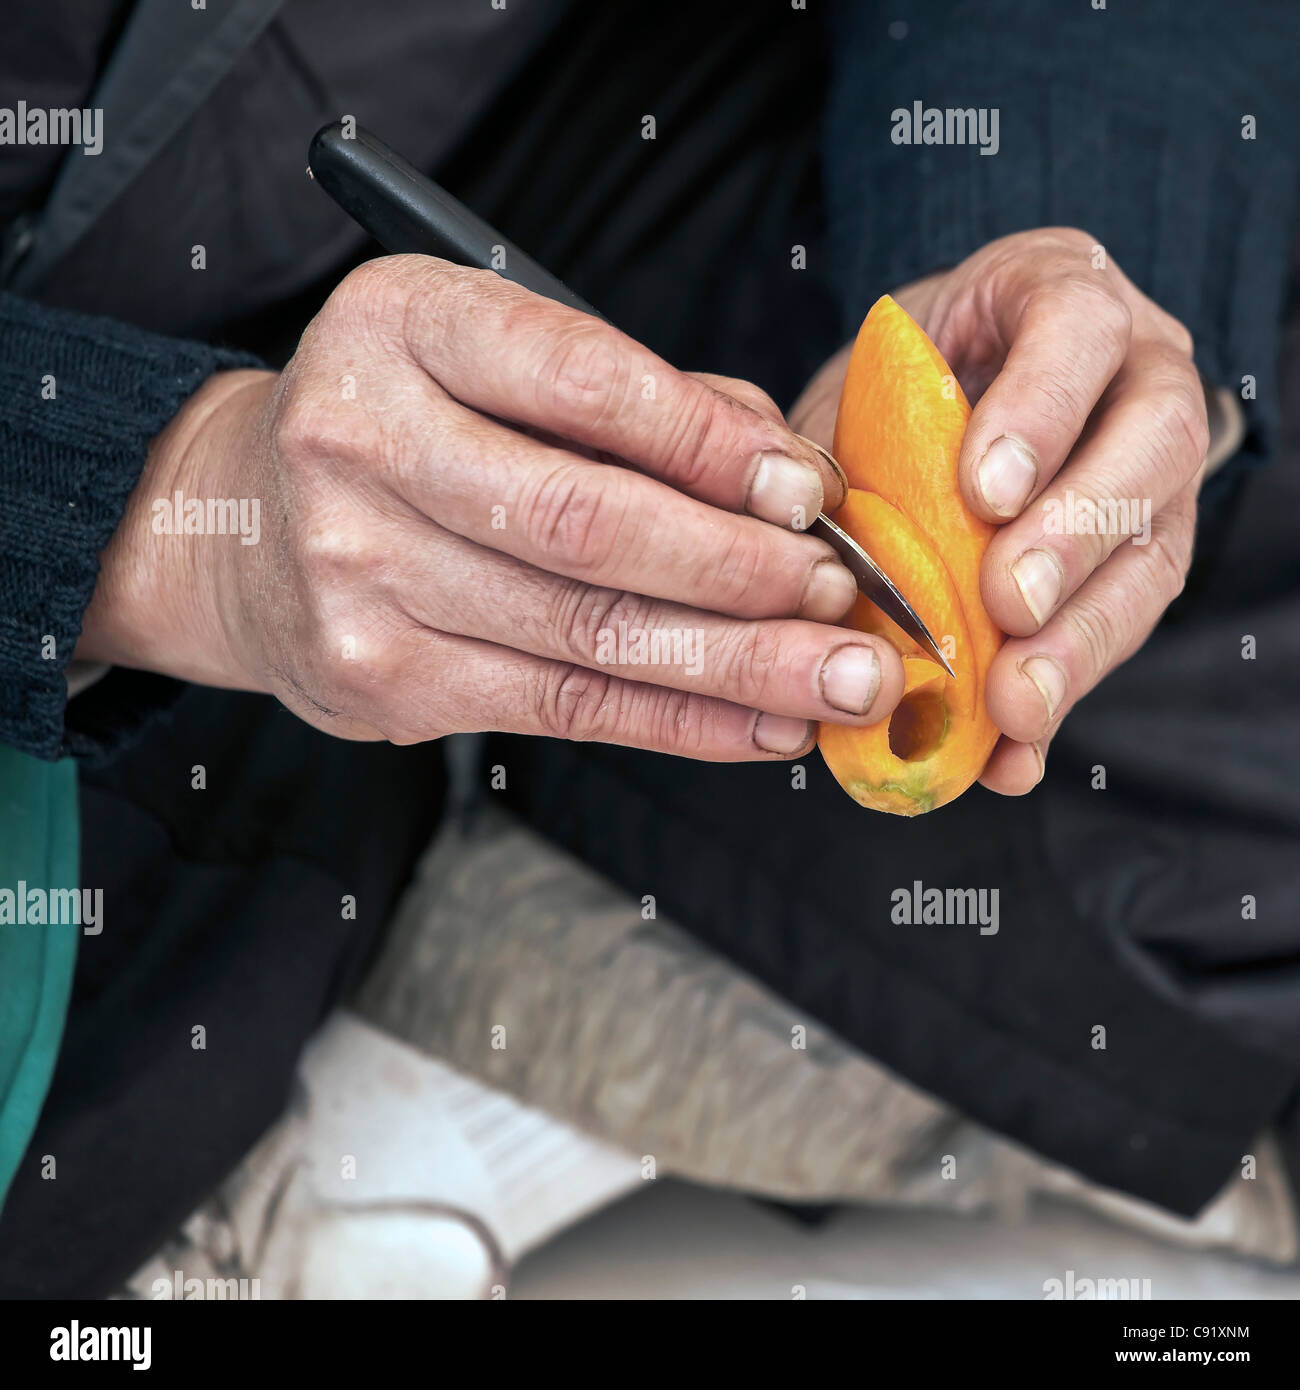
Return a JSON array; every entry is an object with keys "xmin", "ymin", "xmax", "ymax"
[
  {"xmin": 1171, "ymin": 381, "xmax": 1211, "ymax": 466},
  {"xmin": 1035, "ymin": 226, "xmax": 1109, "ymax": 270},
  {"xmin": 656, "ymin": 387, "xmax": 734, "ymax": 493},
  {"xmin": 411, "ymin": 264, "xmax": 511, "ymax": 358},
  {"xmin": 385, "ymin": 710, "xmax": 455, "ymax": 745},
  {"xmin": 1054, "ymin": 273, "xmax": 1133, "ymax": 355},
  {"xmin": 295, "ymin": 515, "xmax": 369, "ymax": 590},
  {"xmin": 320, "ymin": 616, "xmax": 387, "ymax": 695},
  {"xmin": 1136, "ymin": 377, "xmax": 1210, "ymax": 479},
  {"xmin": 291, "ymin": 547, "xmax": 405, "ymax": 694},
  {"xmin": 722, "ymin": 379, "xmax": 781, "ymax": 420},
  {"xmin": 536, "ymin": 663, "xmax": 618, "ymax": 741},
  {"xmin": 326, "ymin": 648, "xmax": 376, "ymax": 705},
  {"xmin": 537, "ymin": 322, "xmax": 628, "ymax": 426},
  {"xmin": 329, "ymin": 256, "xmax": 415, "ymax": 329},
  {"xmin": 636, "ymin": 684, "xmax": 707, "ymax": 756},
  {"xmin": 1172, "ymin": 321, "xmax": 1196, "ymax": 359},
  {"xmin": 1055, "ymin": 226, "xmax": 1101, "ymax": 252},
  {"xmin": 552, "ymin": 583, "xmax": 649, "ymax": 663},
  {"xmin": 1142, "ymin": 520, "xmax": 1192, "ymax": 606},
  {"xmin": 383, "ymin": 725, "xmax": 433, "ymax": 747},
  {"xmin": 443, "ymin": 263, "xmax": 509, "ymax": 308},
  {"xmin": 333, "ymin": 256, "xmax": 390, "ymax": 304},
  {"xmin": 294, "ymin": 539, "xmax": 339, "ymax": 611},
  {"xmin": 1140, "ymin": 300, "xmax": 1195, "ymax": 358},
  {"xmin": 355, "ymin": 630, "xmax": 449, "ymax": 743},
  {"xmin": 375, "ymin": 699, "xmax": 438, "ymax": 745},
  {"xmin": 486, "ymin": 272, "xmax": 550, "ymax": 337},
  {"xmin": 691, "ymin": 373, "xmax": 783, "ymax": 425},
  {"xmin": 271, "ymin": 391, "xmax": 317, "ymax": 464},
  {"xmin": 1158, "ymin": 311, "xmax": 1195, "ymax": 359},
  {"xmin": 521, "ymin": 464, "xmax": 624, "ymax": 576},
  {"xmin": 1061, "ymin": 592, "xmax": 1126, "ymax": 681},
  {"xmin": 703, "ymin": 523, "xmax": 772, "ymax": 612},
  {"xmin": 1008, "ymin": 362, "xmax": 1092, "ymax": 431},
  {"xmin": 377, "ymin": 693, "xmax": 448, "ymax": 746},
  {"xmin": 273, "ymin": 390, "xmax": 356, "ymax": 470},
  {"xmin": 1061, "ymin": 512, "xmax": 1114, "ymax": 575},
  {"xmin": 720, "ymin": 623, "xmax": 784, "ymax": 705}
]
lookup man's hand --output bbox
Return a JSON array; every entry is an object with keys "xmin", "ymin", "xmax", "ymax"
[
  {"xmin": 79, "ymin": 255, "xmax": 907, "ymax": 759},
  {"xmin": 790, "ymin": 228, "xmax": 1210, "ymax": 794}
]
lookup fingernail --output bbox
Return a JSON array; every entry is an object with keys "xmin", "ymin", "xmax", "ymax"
[
  {"xmin": 1031, "ymin": 741, "xmax": 1047, "ymax": 785},
  {"xmin": 800, "ymin": 558, "xmax": 858, "ymax": 622},
  {"xmin": 753, "ymin": 712, "xmax": 814, "ymax": 754},
  {"xmin": 748, "ymin": 453, "xmax": 824, "ymax": 529},
  {"xmin": 791, "ymin": 433, "xmax": 849, "ymax": 508},
  {"xmin": 1011, "ymin": 548, "xmax": 1063, "ymax": 625},
  {"xmin": 978, "ymin": 436, "xmax": 1037, "ymax": 517},
  {"xmin": 820, "ymin": 644, "xmax": 881, "ymax": 715},
  {"xmin": 1020, "ymin": 655, "xmax": 1068, "ymax": 721}
]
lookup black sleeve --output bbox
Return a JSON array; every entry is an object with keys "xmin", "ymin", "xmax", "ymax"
[{"xmin": 0, "ymin": 290, "xmax": 261, "ymax": 762}]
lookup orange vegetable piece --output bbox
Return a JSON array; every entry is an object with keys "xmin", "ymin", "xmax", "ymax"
[{"xmin": 818, "ymin": 295, "xmax": 1003, "ymax": 816}]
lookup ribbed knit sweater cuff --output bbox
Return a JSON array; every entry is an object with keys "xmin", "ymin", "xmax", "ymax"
[
  {"xmin": 823, "ymin": 1, "xmax": 1300, "ymax": 468},
  {"xmin": 0, "ymin": 291, "xmax": 261, "ymax": 761}
]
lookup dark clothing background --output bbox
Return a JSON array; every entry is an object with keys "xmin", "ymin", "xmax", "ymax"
[
  {"xmin": 0, "ymin": 693, "xmax": 446, "ymax": 1297},
  {"xmin": 1, "ymin": 0, "xmax": 1298, "ymax": 1294},
  {"xmin": 474, "ymin": 2, "xmax": 1300, "ymax": 1213}
]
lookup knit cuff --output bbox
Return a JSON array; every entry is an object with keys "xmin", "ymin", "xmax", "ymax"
[{"xmin": 0, "ymin": 291, "xmax": 260, "ymax": 760}]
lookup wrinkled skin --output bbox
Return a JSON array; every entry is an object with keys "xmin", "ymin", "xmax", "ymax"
[{"xmin": 791, "ymin": 228, "xmax": 1210, "ymax": 796}]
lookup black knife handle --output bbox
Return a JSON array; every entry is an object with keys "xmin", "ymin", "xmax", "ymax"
[{"xmin": 307, "ymin": 121, "xmax": 600, "ymax": 320}]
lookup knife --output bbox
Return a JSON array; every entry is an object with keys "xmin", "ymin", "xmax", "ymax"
[{"xmin": 306, "ymin": 121, "xmax": 955, "ymax": 678}]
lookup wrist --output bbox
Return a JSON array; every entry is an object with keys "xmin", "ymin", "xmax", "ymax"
[{"xmin": 77, "ymin": 368, "xmax": 277, "ymax": 689}]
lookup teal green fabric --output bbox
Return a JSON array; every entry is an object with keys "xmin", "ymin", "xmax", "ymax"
[{"xmin": 0, "ymin": 745, "xmax": 79, "ymax": 1211}]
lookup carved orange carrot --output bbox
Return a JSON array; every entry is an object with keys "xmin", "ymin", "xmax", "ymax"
[{"xmin": 818, "ymin": 295, "xmax": 1003, "ymax": 816}]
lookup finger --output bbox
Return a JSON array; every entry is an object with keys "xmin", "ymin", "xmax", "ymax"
[
  {"xmin": 375, "ymin": 389, "xmax": 859, "ymax": 623},
  {"xmin": 387, "ymin": 518, "xmax": 906, "ymax": 725},
  {"xmin": 375, "ymin": 257, "xmax": 848, "ymax": 522},
  {"xmin": 687, "ymin": 373, "xmax": 785, "ymax": 423},
  {"xmin": 981, "ymin": 340, "xmax": 1209, "ymax": 636},
  {"xmin": 689, "ymin": 371, "xmax": 849, "ymax": 500},
  {"xmin": 984, "ymin": 485, "xmax": 1196, "ymax": 745},
  {"xmin": 978, "ymin": 734, "xmax": 1050, "ymax": 797},
  {"xmin": 330, "ymin": 623, "xmax": 822, "ymax": 761},
  {"xmin": 526, "ymin": 370, "xmax": 786, "ymax": 462},
  {"xmin": 958, "ymin": 255, "xmax": 1133, "ymax": 522}
]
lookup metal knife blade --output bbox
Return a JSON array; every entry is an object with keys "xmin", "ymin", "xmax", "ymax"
[{"xmin": 810, "ymin": 512, "xmax": 956, "ymax": 678}]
